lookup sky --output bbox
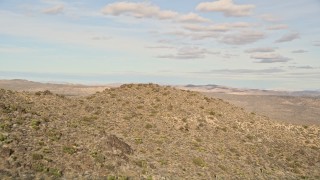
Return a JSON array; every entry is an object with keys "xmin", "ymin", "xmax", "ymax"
[{"xmin": 0, "ymin": 0, "xmax": 320, "ymax": 90}]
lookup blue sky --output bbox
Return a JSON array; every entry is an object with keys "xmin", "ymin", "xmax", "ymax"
[{"xmin": 0, "ymin": 0, "xmax": 320, "ymax": 90}]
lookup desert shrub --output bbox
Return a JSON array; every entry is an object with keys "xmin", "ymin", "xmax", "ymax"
[
  {"xmin": 219, "ymin": 127, "xmax": 227, "ymax": 132},
  {"xmin": 145, "ymin": 123, "xmax": 153, "ymax": 129},
  {"xmin": 192, "ymin": 157, "xmax": 206, "ymax": 167},
  {"xmin": 195, "ymin": 137, "xmax": 202, "ymax": 142},
  {"xmin": 135, "ymin": 138, "xmax": 143, "ymax": 144},
  {"xmin": 91, "ymin": 152, "xmax": 105, "ymax": 163},
  {"xmin": 159, "ymin": 159, "xmax": 168, "ymax": 165},
  {"xmin": 35, "ymin": 90, "xmax": 53, "ymax": 96},
  {"xmin": 47, "ymin": 130, "xmax": 62, "ymax": 141},
  {"xmin": 32, "ymin": 162, "xmax": 45, "ymax": 172},
  {"xmin": 106, "ymin": 164, "xmax": 115, "ymax": 171},
  {"xmin": 137, "ymin": 105, "xmax": 144, "ymax": 109},
  {"xmin": 0, "ymin": 133, "xmax": 7, "ymax": 141},
  {"xmin": 31, "ymin": 119, "xmax": 41, "ymax": 130},
  {"xmin": 47, "ymin": 168, "xmax": 62, "ymax": 178},
  {"xmin": 107, "ymin": 176, "xmax": 129, "ymax": 180},
  {"xmin": 182, "ymin": 118, "xmax": 187, "ymax": 122},
  {"xmin": 135, "ymin": 160, "xmax": 147, "ymax": 168},
  {"xmin": 209, "ymin": 111, "xmax": 216, "ymax": 116},
  {"xmin": 43, "ymin": 90, "xmax": 53, "ymax": 95},
  {"xmin": 63, "ymin": 146, "xmax": 76, "ymax": 155},
  {"xmin": 32, "ymin": 153, "xmax": 44, "ymax": 160},
  {"xmin": 81, "ymin": 116, "xmax": 98, "ymax": 122}
]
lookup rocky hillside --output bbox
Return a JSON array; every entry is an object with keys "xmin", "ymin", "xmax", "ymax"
[{"xmin": 0, "ymin": 84, "xmax": 319, "ymax": 179}]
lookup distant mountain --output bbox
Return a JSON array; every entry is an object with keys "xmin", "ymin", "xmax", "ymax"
[
  {"xmin": 0, "ymin": 79, "xmax": 111, "ymax": 96},
  {"xmin": 178, "ymin": 84, "xmax": 320, "ymax": 97}
]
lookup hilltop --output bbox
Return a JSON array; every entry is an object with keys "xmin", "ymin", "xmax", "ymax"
[{"xmin": 0, "ymin": 84, "xmax": 319, "ymax": 179}]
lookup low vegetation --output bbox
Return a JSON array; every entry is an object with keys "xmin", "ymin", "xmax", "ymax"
[{"xmin": 0, "ymin": 84, "xmax": 319, "ymax": 179}]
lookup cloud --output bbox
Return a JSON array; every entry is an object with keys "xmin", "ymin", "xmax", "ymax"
[
  {"xmin": 267, "ymin": 24, "xmax": 288, "ymax": 30},
  {"xmin": 220, "ymin": 31, "xmax": 265, "ymax": 45},
  {"xmin": 251, "ymin": 54, "xmax": 290, "ymax": 63},
  {"xmin": 313, "ymin": 41, "xmax": 320, "ymax": 46},
  {"xmin": 91, "ymin": 36, "xmax": 111, "ymax": 41},
  {"xmin": 42, "ymin": 4, "xmax": 64, "ymax": 14},
  {"xmin": 157, "ymin": 47, "xmax": 216, "ymax": 59},
  {"xmin": 164, "ymin": 30, "xmax": 218, "ymax": 41},
  {"xmin": 245, "ymin": 47, "xmax": 277, "ymax": 53},
  {"xmin": 291, "ymin": 50, "xmax": 308, "ymax": 53},
  {"xmin": 195, "ymin": 68, "xmax": 285, "ymax": 74},
  {"xmin": 178, "ymin": 13, "xmax": 210, "ymax": 23},
  {"xmin": 0, "ymin": 45, "xmax": 32, "ymax": 53},
  {"xmin": 288, "ymin": 65, "xmax": 314, "ymax": 69},
  {"xmin": 184, "ymin": 22, "xmax": 251, "ymax": 32},
  {"xmin": 102, "ymin": 2, "xmax": 209, "ymax": 23},
  {"xmin": 146, "ymin": 46, "xmax": 174, "ymax": 49},
  {"xmin": 102, "ymin": 2, "xmax": 178, "ymax": 19},
  {"xmin": 221, "ymin": 53, "xmax": 237, "ymax": 59},
  {"xmin": 275, "ymin": 32, "xmax": 300, "ymax": 43},
  {"xmin": 260, "ymin": 14, "xmax": 281, "ymax": 22},
  {"xmin": 196, "ymin": 0, "xmax": 255, "ymax": 17}
]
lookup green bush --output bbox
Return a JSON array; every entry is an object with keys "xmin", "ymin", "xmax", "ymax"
[{"xmin": 31, "ymin": 119, "xmax": 41, "ymax": 130}]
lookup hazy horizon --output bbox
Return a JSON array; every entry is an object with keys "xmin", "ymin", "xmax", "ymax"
[
  {"xmin": 2, "ymin": 72, "xmax": 320, "ymax": 91},
  {"xmin": 1, "ymin": 0, "xmax": 320, "ymax": 90}
]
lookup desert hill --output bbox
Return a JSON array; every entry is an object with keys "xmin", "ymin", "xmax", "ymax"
[
  {"xmin": 1, "ymin": 79, "xmax": 320, "ymax": 126},
  {"xmin": 0, "ymin": 79, "xmax": 112, "ymax": 96},
  {"xmin": 0, "ymin": 84, "xmax": 319, "ymax": 179}
]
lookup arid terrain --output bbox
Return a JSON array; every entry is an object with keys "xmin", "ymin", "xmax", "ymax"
[
  {"xmin": 177, "ymin": 84, "xmax": 320, "ymax": 125},
  {"xmin": 1, "ymin": 79, "xmax": 320, "ymax": 125},
  {"xmin": 0, "ymin": 79, "xmax": 113, "ymax": 97},
  {"xmin": 0, "ymin": 80, "xmax": 320, "ymax": 179},
  {"xmin": 203, "ymin": 93, "xmax": 320, "ymax": 125}
]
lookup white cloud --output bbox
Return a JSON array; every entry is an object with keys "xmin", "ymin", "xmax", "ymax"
[
  {"xmin": 102, "ymin": 2, "xmax": 209, "ymax": 24},
  {"xmin": 245, "ymin": 47, "xmax": 277, "ymax": 53},
  {"xmin": 313, "ymin": 41, "xmax": 320, "ymax": 47},
  {"xmin": 260, "ymin": 14, "xmax": 281, "ymax": 22},
  {"xmin": 102, "ymin": 2, "xmax": 178, "ymax": 19},
  {"xmin": 178, "ymin": 13, "xmax": 210, "ymax": 23},
  {"xmin": 146, "ymin": 46, "xmax": 174, "ymax": 49},
  {"xmin": 291, "ymin": 50, "xmax": 308, "ymax": 53},
  {"xmin": 91, "ymin": 36, "xmax": 111, "ymax": 41},
  {"xmin": 157, "ymin": 47, "xmax": 216, "ymax": 59},
  {"xmin": 196, "ymin": 68, "xmax": 285, "ymax": 74},
  {"xmin": 251, "ymin": 54, "xmax": 290, "ymax": 63},
  {"xmin": 288, "ymin": 65, "xmax": 314, "ymax": 69},
  {"xmin": 0, "ymin": 10, "xmax": 152, "ymax": 56},
  {"xmin": 196, "ymin": 0, "xmax": 255, "ymax": 17},
  {"xmin": 275, "ymin": 32, "xmax": 300, "ymax": 43},
  {"xmin": 42, "ymin": 4, "xmax": 64, "ymax": 14},
  {"xmin": 267, "ymin": 24, "xmax": 288, "ymax": 30},
  {"xmin": 220, "ymin": 31, "xmax": 265, "ymax": 45},
  {"xmin": 184, "ymin": 22, "xmax": 251, "ymax": 32}
]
